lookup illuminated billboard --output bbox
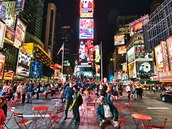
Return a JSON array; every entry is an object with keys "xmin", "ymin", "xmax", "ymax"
[
  {"xmin": 127, "ymin": 46, "xmax": 135, "ymax": 63},
  {"xmin": 79, "ymin": 19, "xmax": 94, "ymax": 39},
  {"xmin": 3, "ymin": 71, "xmax": 14, "ymax": 80},
  {"xmin": 4, "ymin": 26, "xmax": 15, "ymax": 45},
  {"xmin": 118, "ymin": 46, "xmax": 126, "ymax": 54},
  {"xmin": 30, "ymin": 62, "xmax": 42, "ymax": 78},
  {"xmin": 79, "ymin": 40, "xmax": 94, "ymax": 62},
  {"xmin": 129, "ymin": 15, "xmax": 149, "ymax": 36},
  {"xmin": 0, "ymin": 21, "xmax": 6, "ymax": 48},
  {"xmin": 95, "ymin": 45, "xmax": 100, "ymax": 63},
  {"xmin": 16, "ymin": 48, "xmax": 31, "ymax": 77},
  {"xmin": 14, "ymin": 18, "xmax": 26, "ymax": 48},
  {"xmin": 0, "ymin": 1, "xmax": 6, "ymax": 20},
  {"xmin": 114, "ymin": 35, "xmax": 125, "ymax": 46},
  {"xmin": 0, "ymin": 54, "xmax": 5, "ymax": 79},
  {"xmin": 15, "ymin": 0, "xmax": 25, "ymax": 12},
  {"xmin": 167, "ymin": 36, "xmax": 172, "ymax": 71},
  {"xmin": 137, "ymin": 61, "xmax": 154, "ymax": 78},
  {"xmin": 80, "ymin": 0, "xmax": 94, "ymax": 17},
  {"xmin": 154, "ymin": 44, "xmax": 163, "ymax": 71},
  {"xmin": 128, "ymin": 63, "xmax": 136, "ymax": 78}
]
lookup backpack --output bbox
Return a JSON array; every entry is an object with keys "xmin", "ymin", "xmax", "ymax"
[{"xmin": 77, "ymin": 93, "xmax": 83, "ymax": 106}]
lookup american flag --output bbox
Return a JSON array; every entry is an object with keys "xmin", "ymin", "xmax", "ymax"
[{"xmin": 57, "ymin": 44, "xmax": 64, "ymax": 55}]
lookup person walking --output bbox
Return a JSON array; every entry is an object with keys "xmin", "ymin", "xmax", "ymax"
[
  {"xmin": 70, "ymin": 85, "xmax": 83, "ymax": 125},
  {"xmin": 26, "ymin": 81, "xmax": 34, "ymax": 103},
  {"xmin": 63, "ymin": 83, "xmax": 74, "ymax": 120}
]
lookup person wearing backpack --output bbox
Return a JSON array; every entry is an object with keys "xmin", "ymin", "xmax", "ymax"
[{"xmin": 70, "ymin": 85, "xmax": 83, "ymax": 125}]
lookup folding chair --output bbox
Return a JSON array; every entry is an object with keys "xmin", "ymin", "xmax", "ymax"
[
  {"xmin": 146, "ymin": 118, "xmax": 168, "ymax": 129},
  {"xmin": 48, "ymin": 108, "xmax": 65, "ymax": 128},
  {"xmin": 13, "ymin": 112, "xmax": 32, "ymax": 129},
  {"xmin": 3, "ymin": 107, "xmax": 15, "ymax": 129}
]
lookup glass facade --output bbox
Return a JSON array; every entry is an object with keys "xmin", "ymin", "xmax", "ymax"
[{"xmin": 143, "ymin": 0, "xmax": 172, "ymax": 52}]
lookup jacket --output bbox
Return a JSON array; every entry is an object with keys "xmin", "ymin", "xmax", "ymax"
[
  {"xmin": 96, "ymin": 103, "xmax": 118, "ymax": 121},
  {"xmin": 64, "ymin": 86, "xmax": 73, "ymax": 100}
]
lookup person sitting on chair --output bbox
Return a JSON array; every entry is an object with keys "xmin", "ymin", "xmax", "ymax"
[{"xmin": 96, "ymin": 96, "xmax": 120, "ymax": 129}]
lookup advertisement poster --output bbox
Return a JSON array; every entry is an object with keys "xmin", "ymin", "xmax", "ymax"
[
  {"xmin": 114, "ymin": 35, "xmax": 125, "ymax": 46},
  {"xmin": 137, "ymin": 61, "xmax": 154, "ymax": 79},
  {"xmin": 128, "ymin": 63, "xmax": 136, "ymax": 78},
  {"xmin": 15, "ymin": 0, "xmax": 25, "ymax": 11},
  {"xmin": 118, "ymin": 46, "xmax": 126, "ymax": 54},
  {"xmin": 0, "ymin": 1, "xmax": 6, "ymax": 20},
  {"xmin": 14, "ymin": 18, "xmax": 26, "ymax": 48},
  {"xmin": 161, "ymin": 41, "xmax": 169, "ymax": 72},
  {"xmin": 167, "ymin": 36, "xmax": 172, "ymax": 71},
  {"xmin": 95, "ymin": 45, "xmax": 100, "ymax": 63},
  {"xmin": 79, "ymin": 19, "xmax": 94, "ymax": 39},
  {"xmin": 3, "ymin": 71, "xmax": 14, "ymax": 80},
  {"xmin": 4, "ymin": 26, "xmax": 15, "ymax": 45},
  {"xmin": 154, "ymin": 44, "xmax": 163, "ymax": 71},
  {"xmin": 16, "ymin": 48, "xmax": 31, "ymax": 77},
  {"xmin": 129, "ymin": 15, "xmax": 149, "ymax": 36},
  {"xmin": 0, "ymin": 54, "xmax": 5, "ymax": 79},
  {"xmin": 30, "ymin": 62, "xmax": 42, "ymax": 78},
  {"xmin": 95, "ymin": 64, "xmax": 100, "ymax": 76},
  {"xmin": 127, "ymin": 46, "xmax": 135, "ymax": 63},
  {"xmin": 0, "ymin": 21, "xmax": 6, "ymax": 48},
  {"xmin": 135, "ymin": 45, "xmax": 153, "ymax": 60},
  {"xmin": 79, "ymin": 40, "xmax": 94, "ymax": 62},
  {"xmin": 80, "ymin": 0, "xmax": 94, "ymax": 17}
]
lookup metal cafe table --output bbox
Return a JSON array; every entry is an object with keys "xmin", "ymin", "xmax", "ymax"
[{"xmin": 131, "ymin": 113, "xmax": 152, "ymax": 129}]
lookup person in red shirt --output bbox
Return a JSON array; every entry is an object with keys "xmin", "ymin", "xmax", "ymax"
[{"xmin": 0, "ymin": 108, "xmax": 6, "ymax": 129}]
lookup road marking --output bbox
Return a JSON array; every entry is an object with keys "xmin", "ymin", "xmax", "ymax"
[
  {"xmin": 23, "ymin": 115, "xmax": 50, "ymax": 118},
  {"xmin": 147, "ymin": 107, "xmax": 170, "ymax": 110}
]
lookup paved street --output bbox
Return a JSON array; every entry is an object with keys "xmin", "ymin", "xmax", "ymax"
[{"xmin": 5, "ymin": 91, "xmax": 172, "ymax": 129}]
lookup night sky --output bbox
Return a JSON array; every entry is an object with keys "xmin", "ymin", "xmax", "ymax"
[{"xmin": 49, "ymin": 0, "xmax": 153, "ymax": 77}]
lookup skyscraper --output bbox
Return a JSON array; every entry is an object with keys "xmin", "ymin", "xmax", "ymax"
[
  {"xmin": 44, "ymin": 3, "xmax": 57, "ymax": 58},
  {"xmin": 19, "ymin": 0, "xmax": 45, "ymax": 44}
]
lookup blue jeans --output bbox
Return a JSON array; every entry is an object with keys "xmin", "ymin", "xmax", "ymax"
[{"xmin": 27, "ymin": 92, "xmax": 32, "ymax": 102}]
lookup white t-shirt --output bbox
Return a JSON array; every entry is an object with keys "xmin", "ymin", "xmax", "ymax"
[{"xmin": 103, "ymin": 104, "xmax": 113, "ymax": 118}]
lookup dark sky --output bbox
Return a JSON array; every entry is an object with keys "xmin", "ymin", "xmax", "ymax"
[{"xmin": 49, "ymin": 0, "xmax": 153, "ymax": 76}]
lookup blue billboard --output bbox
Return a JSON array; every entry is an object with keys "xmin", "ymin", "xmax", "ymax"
[{"xmin": 30, "ymin": 62, "xmax": 42, "ymax": 78}]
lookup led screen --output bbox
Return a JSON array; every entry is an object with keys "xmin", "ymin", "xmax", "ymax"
[
  {"xmin": 16, "ymin": 48, "xmax": 31, "ymax": 77},
  {"xmin": 80, "ymin": 0, "xmax": 94, "ymax": 17},
  {"xmin": 0, "ymin": 2, "xmax": 6, "ymax": 20},
  {"xmin": 167, "ymin": 36, "xmax": 172, "ymax": 71},
  {"xmin": 30, "ymin": 62, "xmax": 42, "ymax": 78},
  {"xmin": 129, "ymin": 15, "xmax": 149, "ymax": 36},
  {"xmin": 15, "ymin": 0, "xmax": 25, "ymax": 11},
  {"xmin": 154, "ymin": 44, "xmax": 163, "ymax": 71},
  {"xmin": 0, "ymin": 21, "xmax": 6, "ymax": 48},
  {"xmin": 79, "ymin": 40, "xmax": 94, "ymax": 62},
  {"xmin": 79, "ymin": 19, "xmax": 94, "ymax": 39},
  {"xmin": 4, "ymin": 26, "xmax": 15, "ymax": 45},
  {"xmin": 118, "ymin": 46, "xmax": 126, "ymax": 54},
  {"xmin": 0, "ymin": 54, "xmax": 5, "ymax": 79},
  {"xmin": 14, "ymin": 18, "xmax": 26, "ymax": 48},
  {"xmin": 114, "ymin": 35, "xmax": 125, "ymax": 46}
]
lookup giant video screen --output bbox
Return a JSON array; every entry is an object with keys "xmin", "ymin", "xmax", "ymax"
[
  {"xmin": 16, "ymin": 48, "xmax": 31, "ymax": 77},
  {"xmin": 80, "ymin": 0, "xmax": 94, "ymax": 17},
  {"xmin": 114, "ymin": 35, "xmax": 125, "ymax": 46},
  {"xmin": 30, "ymin": 62, "xmax": 42, "ymax": 78},
  {"xmin": 129, "ymin": 15, "xmax": 149, "ymax": 36},
  {"xmin": 79, "ymin": 40, "xmax": 94, "ymax": 62},
  {"xmin": 79, "ymin": 19, "xmax": 94, "ymax": 39}
]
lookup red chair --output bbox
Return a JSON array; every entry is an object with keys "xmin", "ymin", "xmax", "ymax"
[
  {"xmin": 48, "ymin": 108, "xmax": 65, "ymax": 128},
  {"xmin": 13, "ymin": 112, "xmax": 32, "ymax": 129},
  {"xmin": 146, "ymin": 118, "xmax": 168, "ymax": 129},
  {"xmin": 3, "ymin": 107, "xmax": 15, "ymax": 129}
]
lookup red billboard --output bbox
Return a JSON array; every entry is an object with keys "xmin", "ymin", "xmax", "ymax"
[
  {"xmin": 114, "ymin": 35, "xmax": 125, "ymax": 46},
  {"xmin": 79, "ymin": 40, "xmax": 94, "ymax": 62},
  {"xmin": 79, "ymin": 19, "xmax": 94, "ymax": 39},
  {"xmin": 167, "ymin": 36, "xmax": 172, "ymax": 71},
  {"xmin": 80, "ymin": 0, "xmax": 94, "ymax": 17},
  {"xmin": 129, "ymin": 15, "xmax": 149, "ymax": 36}
]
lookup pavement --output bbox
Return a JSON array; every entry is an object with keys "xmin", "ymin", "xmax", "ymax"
[{"xmin": 5, "ymin": 91, "xmax": 172, "ymax": 129}]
